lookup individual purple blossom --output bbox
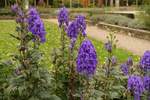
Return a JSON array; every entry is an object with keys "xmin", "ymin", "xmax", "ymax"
[
  {"xmin": 127, "ymin": 75, "xmax": 144, "ymax": 100},
  {"xmin": 143, "ymin": 76, "xmax": 150, "ymax": 92},
  {"xmin": 120, "ymin": 63, "xmax": 129, "ymax": 75},
  {"xmin": 58, "ymin": 7, "xmax": 69, "ymax": 27},
  {"xmin": 111, "ymin": 56, "xmax": 117, "ymax": 65},
  {"xmin": 104, "ymin": 41, "xmax": 112, "ymax": 53},
  {"xmin": 76, "ymin": 39, "xmax": 97, "ymax": 78},
  {"xmin": 140, "ymin": 50, "xmax": 150, "ymax": 71},
  {"xmin": 11, "ymin": 4, "xmax": 25, "ymax": 23},
  {"xmin": 11, "ymin": 4, "xmax": 19, "ymax": 13},
  {"xmin": 27, "ymin": 7, "xmax": 46, "ymax": 43},
  {"xmin": 67, "ymin": 21, "xmax": 78, "ymax": 39},
  {"xmin": 127, "ymin": 57, "xmax": 133, "ymax": 66},
  {"xmin": 70, "ymin": 38, "xmax": 76, "ymax": 51},
  {"xmin": 76, "ymin": 15, "xmax": 86, "ymax": 36}
]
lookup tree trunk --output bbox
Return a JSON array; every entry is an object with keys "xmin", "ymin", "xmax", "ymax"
[
  {"xmin": 46, "ymin": 0, "xmax": 49, "ymax": 7},
  {"xmin": 70, "ymin": 0, "xmax": 72, "ymax": 8},
  {"xmin": 24, "ymin": 0, "xmax": 29, "ymax": 10},
  {"xmin": 4, "ymin": 0, "xmax": 7, "ymax": 8},
  {"xmin": 93, "ymin": 0, "xmax": 95, "ymax": 7},
  {"xmin": 115, "ymin": 0, "xmax": 120, "ymax": 7},
  {"xmin": 61, "ymin": 0, "xmax": 64, "ymax": 6},
  {"xmin": 105, "ymin": 0, "xmax": 108, "ymax": 6},
  {"xmin": 110, "ymin": 0, "xmax": 113, "ymax": 7},
  {"xmin": 78, "ymin": 0, "xmax": 79, "ymax": 8},
  {"xmin": 126, "ymin": 0, "xmax": 128, "ymax": 6},
  {"xmin": 98, "ymin": 0, "xmax": 103, "ymax": 7},
  {"xmin": 34, "ymin": 0, "xmax": 36, "ymax": 6},
  {"xmin": 136, "ymin": 0, "xmax": 138, "ymax": 7}
]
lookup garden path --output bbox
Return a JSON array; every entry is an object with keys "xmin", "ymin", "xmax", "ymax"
[{"xmin": 47, "ymin": 19, "xmax": 150, "ymax": 56}]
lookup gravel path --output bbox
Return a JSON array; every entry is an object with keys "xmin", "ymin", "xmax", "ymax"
[{"xmin": 47, "ymin": 19, "xmax": 150, "ymax": 56}]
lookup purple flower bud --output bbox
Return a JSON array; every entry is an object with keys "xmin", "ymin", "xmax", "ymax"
[
  {"xmin": 111, "ymin": 56, "xmax": 117, "ymax": 65},
  {"xmin": 76, "ymin": 39, "xmax": 97, "ymax": 78},
  {"xmin": 58, "ymin": 7, "xmax": 69, "ymax": 27},
  {"xmin": 127, "ymin": 57, "xmax": 133, "ymax": 66},
  {"xmin": 11, "ymin": 4, "xmax": 25, "ymax": 23},
  {"xmin": 76, "ymin": 15, "xmax": 86, "ymax": 36},
  {"xmin": 143, "ymin": 76, "xmax": 150, "ymax": 92},
  {"xmin": 11, "ymin": 4, "xmax": 19, "ymax": 13},
  {"xmin": 140, "ymin": 50, "xmax": 150, "ymax": 72},
  {"xmin": 127, "ymin": 75, "xmax": 144, "ymax": 100},
  {"xmin": 70, "ymin": 38, "xmax": 76, "ymax": 51},
  {"xmin": 104, "ymin": 41, "xmax": 112, "ymax": 53},
  {"xmin": 120, "ymin": 63, "xmax": 129, "ymax": 75}
]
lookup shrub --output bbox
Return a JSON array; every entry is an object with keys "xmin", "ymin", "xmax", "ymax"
[{"xmin": 90, "ymin": 14, "xmax": 148, "ymax": 30}]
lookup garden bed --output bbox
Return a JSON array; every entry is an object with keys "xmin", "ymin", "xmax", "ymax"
[{"xmin": 97, "ymin": 22, "xmax": 150, "ymax": 41}]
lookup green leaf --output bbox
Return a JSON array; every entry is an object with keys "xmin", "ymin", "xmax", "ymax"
[{"xmin": 49, "ymin": 95, "xmax": 61, "ymax": 100}]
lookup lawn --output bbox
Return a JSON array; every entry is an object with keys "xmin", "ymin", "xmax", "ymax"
[{"xmin": 0, "ymin": 20, "xmax": 139, "ymax": 67}]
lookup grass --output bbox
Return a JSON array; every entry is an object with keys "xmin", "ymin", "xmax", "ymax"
[{"xmin": 0, "ymin": 20, "xmax": 139, "ymax": 67}]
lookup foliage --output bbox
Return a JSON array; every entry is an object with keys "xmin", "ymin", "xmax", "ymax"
[
  {"xmin": 0, "ymin": 4, "xmax": 61, "ymax": 100},
  {"xmin": 89, "ymin": 33, "xmax": 127, "ymax": 100},
  {"xmin": 90, "ymin": 14, "xmax": 149, "ymax": 30},
  {"xmin": 0, "ymin": 4, "xmax": 144, "ymax": 100},
  {"xmin": 140, "ymin": 4, "xmax": 150, "ymax": 30}
]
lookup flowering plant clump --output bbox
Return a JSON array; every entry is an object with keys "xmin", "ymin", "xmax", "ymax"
[
  {"xmin": 58, "ymin": 7, "xmax": 69, "ymax": 27},
  {"xmin": 127, "ymin": 75, "xmax": 144, "ymax": 100},
  {"xmin": 76, "ymin": 39, "xmax": 97, "ymax": 78},
  {"xmin": 140, "ymin": 50, "xmax": 150, "ymax": 71},
  {"xmin": 2, "ymin": 4, "xmax": 150, "ymax": 100},
  {"xmin": 27, "ymin": 8, "xmax": 46, "ymax": 43},
  {"xmin": 2, "ymin": 3, "xmax": 59, "ymax": 100}
]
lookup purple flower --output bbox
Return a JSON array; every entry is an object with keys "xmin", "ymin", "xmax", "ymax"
[
  {"xmin": 58, "ymin": 7, "xmax": 69, "ymax": 27},
  {"xmin": 128, "ymin": 75, "xmax": 144, "ymax": 100},
  {"xmin": 120, "ymin": 63, "xmax": 129, "ymax": 75},
  {"xmin": 76, "ymin": 15, "xmax": 86, "ymax": 36},
  {"xmin": 70, "ymin": 38, "xmax": 76, "ymax": 51},
  {"xmin": 11, "ymin": 4, "xmax": 19, "ymax": 13},
  {"xmin": 76, "ymin": 39, "xmax": 97, "ymax": 78},
  {"xmin": 104, "ymin": 41, "xmax": 112, "ymax": 53},
  {"xmin": 111, "ymin": 56, "xmax": 117, "ymax": 65},
  {"xmin": 67, "ymin": 21, "xmax": 78, "ymax": 39},
  {"xmin": 27, "ymin": 8, "xmax": 46, "ymax": 43},
  {"xmin": 140, "ymin": 50, "xmax": 150, "ymax": 71},
  {"xmin": 143, "ymin": 76, "xmax": 150, "ymax": 92},
  {"xmin": 127, "ymin": 57, "xmax": 133, "ymax": 66},
  {"xmin": 11, "ymin": 4, "xmax": 25, "ymax": 23}
]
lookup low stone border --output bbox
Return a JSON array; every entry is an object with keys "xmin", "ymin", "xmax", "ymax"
[{"xmin": 96, "ymin": 22, "xmax": 150, "ymax": 41}]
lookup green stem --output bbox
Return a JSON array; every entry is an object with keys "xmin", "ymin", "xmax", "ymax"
[{"xmin": 68, "ymin": 46, "xmax": 75, "ymax": 100}]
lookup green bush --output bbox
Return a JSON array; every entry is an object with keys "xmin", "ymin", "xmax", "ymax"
[
  {"xmin": 143, "ymin": 5, "xmax": 150, "ymax": 29},
  {"xmin": 90, "ymin": 14, "xmax": 148, "ymax": 30}
]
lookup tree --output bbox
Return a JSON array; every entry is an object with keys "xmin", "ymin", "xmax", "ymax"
[
  {"xmin": 70, "ymin": 0, "xmax": 72, "ymax": 8},
  {"xmin": 5, "ymin": 0, "xmax": 7, "ymax": 7},
  {"xmin": 110, "ymin": 0, "xmax": 114, "ymax": 7}
]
